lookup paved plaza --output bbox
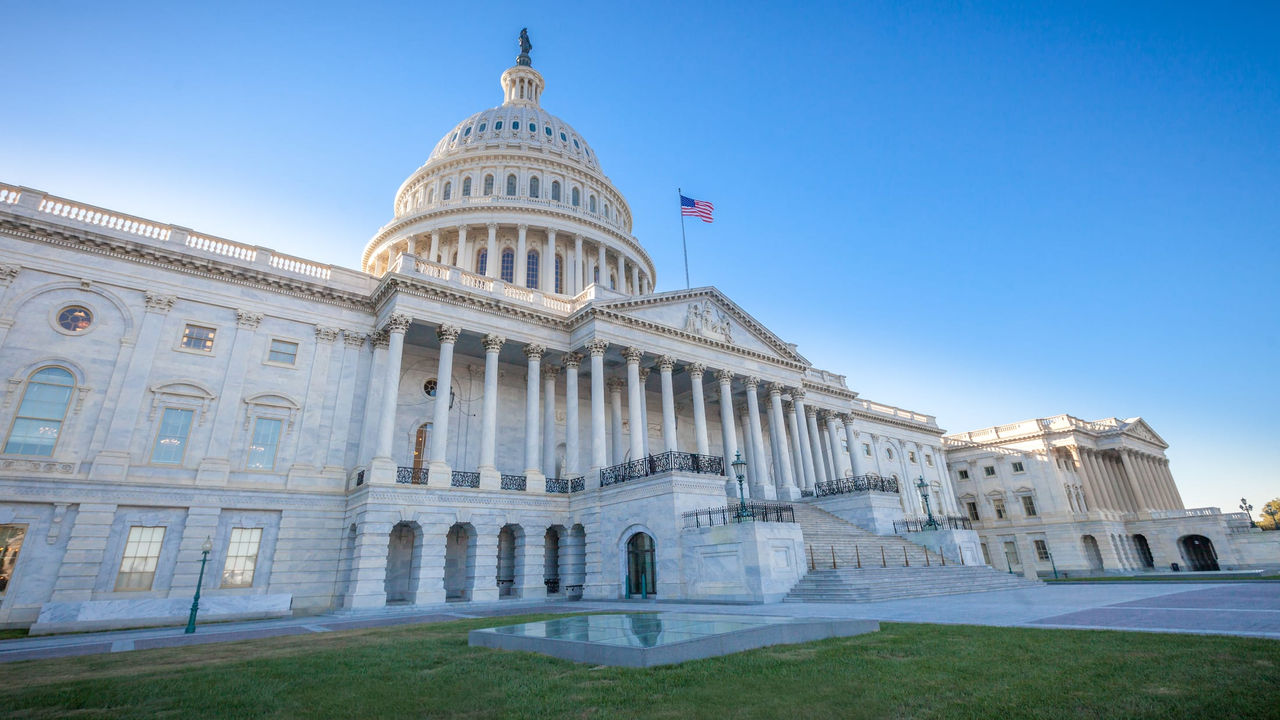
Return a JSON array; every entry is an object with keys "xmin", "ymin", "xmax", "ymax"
[{"xmin": 0, "ymin": 581, "xmax": 1275, "ymax": 664}]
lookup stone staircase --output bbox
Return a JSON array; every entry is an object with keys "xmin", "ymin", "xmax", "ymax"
[{"xmin": 783, "ymin": 502, "xmax": 1039, "ymax": 603}]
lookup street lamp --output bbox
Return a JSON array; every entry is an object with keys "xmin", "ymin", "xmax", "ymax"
[
  {"xmin": 1047, "ymin": 550, "xmax": 1059, "ymax": 579},
  {"xmin": 915, "ymin": 476, "xmax": 940, "ymax": 530},
  {"xmin": 1240, "ymin": 498, "xmax": 1256, "ymax": 528},
  {"xmin": 185, "ymin": 536, "xmax": 213, "ymax": 634},
  {"xmin": 731, "ymin": 451, "xmax": 752, "ymax": 520}
]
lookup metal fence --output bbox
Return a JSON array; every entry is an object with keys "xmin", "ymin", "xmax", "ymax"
[
  {"xmin": 815, "ymin": 474, "xmax": 900, "ymax": 497},
  {"xmin": 893, "ymin": 516, "xmax": 972, "ymax": 533},
  {"xmin": 681, "ymin": 502, "xmax": 796, "ymax": 528},
  {"xmin": 545, "ymin": 477, "xmax": 587, "ymax": 493},
  {"xmin": 396, "ymin": 467, "xmax": 429, "ymax": 485},
  {"xmin": 500, "ymin": 474, "xmax": 527, "ymax": 491},
  {"xmin": 600, "ymin": 451, "xmax": 726, "ymax": 487},
  {"xmin": 450, "ymin": 471, "xmax": 480, "ymax": 488}
]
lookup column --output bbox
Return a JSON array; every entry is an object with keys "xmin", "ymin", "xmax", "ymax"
[
  {"xmin": 572, "ymin": 235, "xmax": 583, "ymax": 294},
  {"xmin": 1135, "ymin": 455, "xmax": 1164, "ymax": 509},
  {"xmin": 523, "ymin": 344, "xmax": 545, "ymax": 483},
  {"xmin": 825, "ymin": 411, "xmax": 848, "ymax": 478},
  {"xmin": 586, "ymin": 339, "xmax": 608, "ymax": 483},
  {"xmin": 356, "ymin": 330, "xmax": 387, "ymax": 466},
  {"xmin": 687, "ymin": 363, "xmax": 710, "ymax": 456},
  {"xmin": 1084, "ymin": 450, "xmax": 1115, "ymax": 511},
  {"xmin": 791, "ymin": 391, "xmax": 817, "ymax": 490},
  {"xmin": 658, "ymin": 356, "xmax": 678, "ymax": 452},
  {"xmin": 608, "ymin": 378, "xmax": 626, "ymax": 463},
  {"xmin": 842, "ymin": 416, "xmax": 863, "ymax": 476},
  {"xmin": 1068, "ymin": 447, "xmax": 1099, "ymax": 512},
  {"xmin": 428, "ymin": 229, "xmax": 440, "ymax": 264},
  {"xmin": 783, "ymin": 401, "xmax": 805, "ymax": 488},
  {"xmin": 542, "ymin": 364, "xmax": 559, "ymax": 477},
  {"xmin": 596, "ymin": 243, "xmax": 607, "ymax": 287},
  {"xmin": 1119, "ymin": 450, "xmax": 1152, "ymax": 512},
  {"xmin": 562, "ymin": 353, "xmax": 581, "ymax": 478},
  {"xmin": 516, "ymin": 224, "xmax": 529, "ymax": 287},
  {"xmin": 1160, "ymin": 459, "xmax": 1185, "ymax": 508},
  {"xmin": 737, "ymin": 404, "xmax": 756, "ymax": 495},
  {"xmin": 427, "ymin": 325, "xmax": 461, "ymax": 475},
  {"xmin": 374, "ymin": 314, "xmax": 411, "ymax": 461},
  {"xmin": 485, "ymin": 223, "xmax": 498, "ymax": 278},
  {"xmin": 624, "ymin": 347, "xmax": 645, "ymax": 461},
  {"xmin": 324, "ymin": 331, "xmax": 365, "ymax": 471},
  {"xmin": 743, "ymin": 377, "xmax": 774, "ymax": 499},
  {"xmin": 543, "ymin": 229, "xmax": 556, "ymax": 292},
  {"xmin": 1145, "ymin": 455, "xmax": 1173, "ymax": 509},
  {"xmin": 716, "ymin": 370, "xmax": 739, "ymax": 479},
  {"xmin": 457, "ymin": 225, "xmax": 470, "ymax": 272},
  {"xmin": 806, "ymin": 406, "xmax": 828, "ymax": 486},
  {"xmin": 768, "ymin": 383, "xmax": 798, "ymax": 498},
  {"xmin": 638, "ymin": 368, "xmax": 651, "ymax": 457},
  {"xmin": 630, "ymin": 264, "xmax": 640, "ymax": 295},
  {"xmin": 616, "ymin": 254, "xmax": 626, "ymax": 293},
  {"xmin": 478, "ymin": 334, "xmax": 504, "ymax": 487}
]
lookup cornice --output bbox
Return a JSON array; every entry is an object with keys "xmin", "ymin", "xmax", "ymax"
[
  {"xmin": 373, "ymin": 276, "xmax": 571, "ymax": 333},
  {"xmin": 847, "ymin": 408, "xmax": 944, "ymax": 436}
]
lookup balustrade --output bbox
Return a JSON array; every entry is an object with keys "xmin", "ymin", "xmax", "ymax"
[
  {"xmin": 682, "ymin": 502, "xmax": 796, "ymax": 528},
  {"xmin": 599, "ymin": 451, "xmax": 725, "ymax": 487},
  {"xmin": 450, "ymin": 471, "xmax": 481, "ymax": 488},
  {"xmin": 500, "ymin": 473, "xmax": 527, "ymax": 491},
  {"xmin": 396, "ymin": 467, "xmax": 429, "ymax": 485},
  {"xmin": 815, "ymin": 474, "xmax": 900, "ymax": 497}
]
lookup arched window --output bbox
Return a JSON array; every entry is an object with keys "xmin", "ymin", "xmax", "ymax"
[
  {"xmin": 4, "ymin": 366, "xmax": 75, "ymax": 456},
  {"xmin": 526, "ymin": 250, "xmax": 539, "ymax": 288},
  {"xmin": 610, "ymin": 272, "xmax": 617, "ymax": 290},
  {"xmin": 551, "ymin": 181, "xmax": 561, "ymax": 201},
  {"xmin": 443, "ymin": 181, "xmax": 452, "ymax": 201},
  {"xmin": 571, "ymin": 188, "xmax": 580, "ymax": 207},
  {"xmin": 604, "ymin": 201, "xmax": 610, "ymax": 218},
  {"xmin": 500, "ymin": 249, "xmax": 515, "ymax": 283},
  {"xmin": 529, "ymin": 177, "xmax": 540, "ymax": 199},
  {"xmin": 483, "ymin": 174, "xmax": 494, "ymax": 195},
  {"xmin": 593, "ymin": 265, "xmax": 600, "ymax": 284},
  {"xmin": 476, "ymin": 248, "xmax": 488, "ymax": 276},
  {"xmin": 413, "ymin": 423, "xmax": 431, "ymax": 471},
  {"xmin": 555, "ymin": 254, "xmax": 563, "ymax": 294},
  {"xmin": 427, "ymin": 187, "xmax": 435, "ymax": 204},
  {"xmin": 589, "ymin": 195, "xmax": 597, "ymax": 213},
  {"xmin": 506, "ymin": 174, "xmax": 517, "ymax": 196},
  {"xmin": 461, "ymin": 177, "xmax": 472, "ymax": 197}
]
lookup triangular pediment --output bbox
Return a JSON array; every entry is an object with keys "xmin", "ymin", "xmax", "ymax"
[
  {"xmin": 590, "ymin": 287, "xmax": 809, "ymax": 366},
  {"xmin": 1120, "ymin": 417, "xmax": 1168, "ymax": 448}
]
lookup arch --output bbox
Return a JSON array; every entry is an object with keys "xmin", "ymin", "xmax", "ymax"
[
  {"xmin": 1133, "ymin": 534, "xmax": 1155, "ymax": 569},
  {"xmin": 412, "ymin": 423, "xmax": 431, "ymax": 471},
  {"xmin": 444, "ymin": 522, "xmax": 476, "ymax": 601},
  {"xmin": 500, "ymin": 249, "xmax": 515, "ymax": 283},
  {"xmin": 497, "ymin": 524, "xmax": 521, "ymax": 598},
  {"xmin": 442, "ymin": 181, "xmax": 452, "ymax": 201},
  {"xmin": 571, "ymin": 187, "xmax": 580, "ymax": 207},
  {"xmin": 1081, "ymin": 535, "xmax": 1104, "ymax": 571},
  {"xmin": 529, "ymin": 176, "xmax": 540, "ymax": 199},
  {"xmin": 624, "ymin": 531, "xmax": 656, "ymax": 598},
  {"xmin": 1, "ymin": 281, "xmax": 136, "ymax": 337},
  {"xmin": 4, "ymin": 365, "xmax": 76, "ymax": 456},
  {"xmin": 476, "ymin": 248, "xmax": 488, "ymax": 276},
  {"xmin": 385, "ymin": 521, "xmax": 420, "ymax": 604},
  {"xmin": 1178, "ymin": 535, "xmax": 1219, "ymax": 571},
  {"xmin": 551, "ymin": 180, "xmax": 561, "ymax": 201},
  {"xmin": 483, "ymin": 174, "xmax": 494, "ymax": 195},
  {"xmin": 526, "ymin": 250, "xmax": 539, "ymax": 289},
  {"xmin": 461, "ymin": 177, "xmax": 472, "ymax": 197},
  {"xmin": 544, "ymin": 525, "xmax": 565, "ymax": 595},
  {"xmin": 506, "ymin": 174, "xmax": 517, "ymax": 196}
]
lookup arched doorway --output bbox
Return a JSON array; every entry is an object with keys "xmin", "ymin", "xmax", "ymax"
[
  {"xmin": 412, "ymin": 423, "xmax": 431, "ymax": 472},
  {"xmin": 444, "ymin": 523, "xmax": 475, "ymax": 601},
  {"xmin": 544, "ymin": 526, "xmax": 563, "ymax": 595},
  {"xmin": 1133, "ymin": 534, "xmax": 1155, "ymax": 569},
  {"xmin": 1179, "ymin": 535, "xmax": 1219, "ymax": 571},
  {"xmin": 385, "ymin": 522, "xmax": 417, "ymax": 604},
  {"xmin": 497, "ymin": 524, "xmax": 520, "ymax": 598},
  {"xmin": 567, "ymin": 524, "xmax": 586, "ymax": 600},
  {"xmin": 625, "ymin": 532, "xmax": 656, "ymax": 598},
  {"xmin": 1082, "ymin": 535, "xmax": 1104, "ymax": 571}
]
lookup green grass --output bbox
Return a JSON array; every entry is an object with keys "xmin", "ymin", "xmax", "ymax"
[
  {"xmin": 0, "ymin": 628, "xmax": 28, "ymax": 640},
  {"xmin": 1045, "ymin": 574, "xmax": 1280, "ymax": 583},
  {"xmin": 1, "ymin": 614, "xmax": 1277, "ymax": 719}
]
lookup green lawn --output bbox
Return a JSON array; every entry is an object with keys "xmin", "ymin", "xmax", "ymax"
[
  {"xmin": 1, "ymin": 614, "xmax": 1277, "ymax": 719},
  {"xmin": 0, "ymin": 628, "xmax": 27, "ymax": 640}
]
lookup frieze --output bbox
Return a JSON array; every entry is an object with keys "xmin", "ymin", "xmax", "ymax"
[
  {"xmin": 0, "ymin": 263, "xmax": 20, "ymax": 285},
  {"xmin": 0, "ymin": 460, "xmax": 76, "ymax": 474}
]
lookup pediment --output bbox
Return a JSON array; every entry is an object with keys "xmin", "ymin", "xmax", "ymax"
[
  {"xmin": 1120, "ymin": 417, "xmax": 1168, "ymax": 448},
  {"xmin": 591, "ymin": 287, "xmax": 809, "ymax": 366}
]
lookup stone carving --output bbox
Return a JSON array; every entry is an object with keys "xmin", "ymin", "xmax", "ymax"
[
  {"xmin": 523, "ymin": 343, "xmax": 546, "ymax": 359},
  {"xmin": 314, "ymin": 326, "xmax": 340, "ymax": 343},
  {"xmin": 436, "ymin": 324, "xmax": 462, "ymax": 343},
  {"xmin": 370, "ymin": 329, "xmax": 390, "ymax": 350},
  {"xmin": 542, "ymin": 364, "xmax": 561, "ymax": 379},
  {"xmin": 143, "ymin": 292, "xmax": 176, "ymax": 313},
  {"xmin": 561, "ymin": 352, "xmax": 582, "ymax": 369},
  {"xmin": 791, "ymin": 387, "xmax": 806, "ymax": 401},
  {"xmin": 685, "ymin": 361, "xmax": 706, "ymax": 378},
  {"xmin": 236, "ymin": 310, "xmax": 263, "ymax": 329},
  {"xmin": 584, "ymin": 339, "xmax": 608, "ymax": 357},
  {"xmin": 623, "ymin": 346, "xmax": 644, "ymax": 363},
  {"xmin": 606, "ymin": 378, "xmax": 626, "ymax": 393},
  {"xmin": 657, "ymin": 355, "xmax": 676, "ymax": 372},
  {"xmin": 342, "ymin": 330, "xmax": 368, "ymax": 348},
  {"xmin": 0, "ymin": 459, "xmax": 74, "ymax": 474},
  {"xmin": 517, "ymin": 28, "xmax": 533, "ymax": 65},
  {"xmin": 743, "ymin": 376, "xmax": 760, "ymax": 390},
  {"xmin": 382, "ymin": 313, "xmax": 411, "ymax": 334},
  {"xmin": 0, "ymin": 264, "xmax": 20, "ymax": 285},
  {"xmin": 638, "ymin": 368, "xmax": 650, "ymax": 383},
  {"xmin": 715, "ymin": 368, "xmax": 735, "ymax": 384},
  {"xmin": 683, "ymin": 299, "xmax": 733, "ymax": 344},
  {"xmin": 768, "ymin": 382, "xmax": 786, "ymax": 396},
  {"xmin": 482, "ymin": 334, "xmax": 506, "ymax": 353}
]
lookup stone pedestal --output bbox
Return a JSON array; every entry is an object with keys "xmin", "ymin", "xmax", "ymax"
[
  {"xmin": 811, "ymin": 492, "xmax": 904, "ymax": 535},
  {"xmin": 680, "ymin": 521, "xmax": 805, "ymax": 603},
  {"xmin": 905, "ymin": 527, "xmax": 983, "ymax": 566}
]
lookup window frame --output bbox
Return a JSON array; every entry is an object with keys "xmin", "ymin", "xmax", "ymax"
[
  {"xmin": 500, "ymin": 248, "xmax": 516, "ymax": 283},
  {"xmin": 958, "ymin": 469, "xmax": 970, "ymax": 480},
  {"xmin": 264, "ymin": 338, "xmax": 300, "ymax": 367},
  {"xmin": 149, "ymin": 406, "xmax": 195, "ymax": 465},
  {"xmin": 1020, "ymin": 494, "xmax": 1038, "ymax": 517},
  {"xmin": 177, "ymin": 323, "xmax": 218, "ymax": 355},
  {"xmin": 992, "ymin": 497, "xmax": 1007, "ymax": 519},
  {"xmin": 1034, "ymin": 539, "xmax": 1051, "ymax": 561},
  {"xmin": 114, "ymin": 525, "xmax": 166, "ymax": 592},
  {"xmin": 246, "ymin": 416, "xmax": 284, "ymax": 471},
  {"xmin": 3, "ymin": 366, "xmax": 77, "ymax": 458},
  {"xmin": 983, "ymin": 465, "xmax": 997, "ymax": 477},
  {"xmin": 221, "ymin": 527, "xmax": 264, "ymax": 588},
  {"xmin": 1011, "ymin": 460, "xmax": 1026, "ymax": 473}
]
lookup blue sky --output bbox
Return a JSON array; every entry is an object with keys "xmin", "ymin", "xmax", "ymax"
[{"xmin": 4, "ymin": 1, "xmax": 1277, "ymax": 515}]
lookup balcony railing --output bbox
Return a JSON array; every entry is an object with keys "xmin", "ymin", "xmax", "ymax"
[
  {"xmin": 893, "ymin": 516, "xmax": 972, "ymax": 533},
  {"xmin": 599, "ymin": 451, "xmax": 725, "ymax": 487},
  {"xmin": 815, "ymin": 474, "xmax": 900, "ymax": 497},
  {"xmin": 396, "ymin": 467, "xmax": 429, "ymax": 485},
  {"xmin": 500, "ymin": 474, "xmax": 527, "ymax": 491},
  {"xmin": 682, "ymin": 502, "xmax": 796, "ymax": 528},
  {"xmin": 545, "ymin": 477, "xmax": 586, "ymax": 493},
  {"xmin": 451, "ymin": 471, "xmax": 480, "ymax": 488}
]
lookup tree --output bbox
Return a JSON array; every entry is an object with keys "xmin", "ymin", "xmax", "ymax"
[{"xmin": 1259, "ymin": 498, "xmax": 1280, "ymax": 531}]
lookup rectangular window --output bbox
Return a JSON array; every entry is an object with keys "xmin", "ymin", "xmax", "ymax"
[
  {"xmin": 246, "ymin": 418, "xmax": 283, "ymax": 470},
  {"xmin": 222, "ymin": 527, "xmax": 263, "ymax": 588},
  {"xmin": 908, "ymin": 451, "xmax": 917, "ymax": 463},
  {"xmin": 925, "ymin": 454, "xmax": 934, "ymax": 467},
  {"xmin": 993, "ymin": 498, "xmax": 1006, "ymax": 519},
  {"xmin": 966, "ymin": 501, "xmax": 980, "ymax": 521},
  {"xmin": 0, "ymin": 524, "xmax": 27, "ymax": 596},
  {"xmin": 862, "ymin": 443, "xmax": 871, "ymax": 457},
  {"xmin": 1012, "ymin": 461, "xmax": 1025, "ymax": 473},
  {"xmin": 981, "ymin": 542, "xmax": 991, "ymax": 565},
  {"xmin": 958, "ymin": 469, "xmax": 970, "ymax": 480},
  {"xmin": 1021, "ymin": 495, "xmax": 1038, "ymax": 517},
  {"xmin": 151, "ymin": 408, "xmax": 194, "ymax": 464},
  {"xmin": 983, "ymin": 465, "xmax": 996, "ymax": 477},
  {"xmin": 1034, "ymin": 539, "xmax": 1050, "ymax": 561},
  {"xmin": 115, "ymin": 526, "xmax": 165, "ymax": 591},
  {"xmin": 181, "ymin": 324, "xmax": 216, "ymax": 352},
  {"xmin": 267, "ymin": 339, "xmax": 298, "ymax": 365}
]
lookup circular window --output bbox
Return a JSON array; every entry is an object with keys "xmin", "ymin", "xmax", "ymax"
[
  {"xmin": 57, "ymin": 306, "xmax": 93, "ymax": 333},
  {"xmin": 423, "ymin": 379, "xmax": 438, "ymax": 397}
]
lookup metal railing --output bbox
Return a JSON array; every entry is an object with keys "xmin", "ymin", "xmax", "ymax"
[
  {"xmin": 682, "ymin": 502, "xmax": 796, "ymax": 528},
  {"xmin": 396, "ymin": 467, "xmax": 429, "ymax": 485},
  {"xmin": 545, "ymin": 476, "xmax": 586, "ymax": 493},
  {"xmin": 451, "ymin": 471, "xmax": 480, "ymax": 488},
  {"xmin": 893, "ymin": 516, "xmax": 972, "ymax": 533},
  {"xmin": 815, "ymin": 474, "xmax": 900, "ymax": 497},
  {"xmin": 500, "ymin": 474, "xmax": 527, "ymax": 491},
  {"xmin": 806, "ymin": 543, "xmax": 961, "ymax": 570},
  {"xmin": 600, "ymin": 451, "xmax": 726, "ymax": 487}
]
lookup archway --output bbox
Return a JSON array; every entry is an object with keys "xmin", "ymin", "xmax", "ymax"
[
  {"xmin": 1081, "ymin": 535, "xmax": 1104, "ymax": 571},
  {"xmin": 385, "ymin": 522, "xmax": 417, "ymax": 604},
  {"xmin": 567, "ymin": 524, "xmax": 586, "ymax": 599},
  {"xmin": 444, "ymin": 523, "xmax": 476, "ymax": 601},
  {"xmin": 1133, "ymin": 534, "xmax": 1155, "ymax": 569},
  {"xmin": 1179, "ymin": 535, "xmax": 1219, "ymax": 571},
  {"xmin": 336, "ymin": 524, "xmax": 356, "ymax": 608},
  {"xmin": 625, "ymin": 532, "xmax": 656, "ymax": 598},
  {"xmin": 497, "ymin": 524, "xmax": 521, "ymax": 598},
  {"xmin": 544, "ymin": 526, "xmax": 564, "ymax": 595}
]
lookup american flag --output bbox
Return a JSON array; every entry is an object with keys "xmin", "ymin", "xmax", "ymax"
[{"xmin": 680, "ymin": 194, "xmax": 714, "ymax": 223}]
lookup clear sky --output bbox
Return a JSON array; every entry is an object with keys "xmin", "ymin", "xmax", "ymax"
[{"xmin": 4, "ymin": 1, "xmax": 1277, "ymax": 516}]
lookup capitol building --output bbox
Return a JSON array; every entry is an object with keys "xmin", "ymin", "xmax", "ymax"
[{"xmin": 0, "ymin": 35, "xmax": 1274, "ymax": 634}]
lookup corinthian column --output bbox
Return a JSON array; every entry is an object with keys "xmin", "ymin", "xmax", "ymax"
[
  {"xmin": 572, "ymin": 235, "xmax": 583, "ymax": 294},
  {"xmin": 427, "ymin": 325, "xmax": 461, "ymax": 477},
  {"xmin": 824, "ymin": 411, "xmax": 848, "ymax": 478},
  {"xmin": 478, "ymin": 334, "xmax": 505, "ymax": 487},
  {"xmin": 562, "ymin": 353, "xmax": 581, "ymax": 478},
  {"xmin": 586, "ymin": 339, "xmax": 608, "ymax": 483},
  {"xmin": 1119, "ymin": 449, "xmax": 1152, "ymax": 512},
  {"xmin": 791, "ymin": 390, "xmax": 817, "ymax": 490},
  {"xmin": 457, "ymin": 225, "xmax": 470, "ymax": 271},
  {"xmin": 842, "ymin": 415, "xmax": 862, "ymax": 476},
  {"xmin": 624, "ymin": 347, "xmax": 645, "ymax": 461},
  {"xmin": 542, "ymin": 364, "xmax": 559, "ymax": 478},
  {"xmin": 543, "ymin": 229, "xmax": 556, "ymax": 292},
  {"xmin": 768, "ymin": 383, "xmax": 798, "ymax": 499},
  {"xmin": 485, "ymin": 223, "xmax": 498, "ymax": 278},
  {"xmin": 639, "ymin": 368, "xmax": 652, "ymax": 457},
  {"xmin": 688, "ymin": 363, "xmax": 710, "ymax": 456},
  {"xmin": 523, "ymin": 344, "xmax": 545, "ymax": 485},
  {"xmin": 743, "ymin": 377, "xmax": 775, "ymax": 499},
  {"xmin": 806, "ymin": 406, "xmax": 828, "ymax": 486},
  {"xmin": 516, "ymin": 224, "xmax": 529, "ymax": 286},
  {"xmin": 784, "ymin": 401, "xmax": 807, "ymax": 491},
  {"xmin": 716, "ymin": 369, "xmax": 738, "ymax": 481},
  {"xmin": 374, "ymin": 313, "xmax": 411, "ymax": 462},
  {"xmin": 658, "ymin": 356, "xmax": 678, "ymax": 452},
  {"xmin": 608, "ymin": 378, "xmax": 626, "ymax": 463}
]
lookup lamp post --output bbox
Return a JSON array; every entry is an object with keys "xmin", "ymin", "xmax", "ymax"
[
  {"xmin": 185, "ymin": 536, "xmax": 213, "ymax": 634},
  {"xmin": 731, "ymin": 451, "xmax": 752, "ymax": 520},
  {"xmin": 916, "ymin": 476, "xmax": 940, "ymax": 530},
  {"xmin": 1239, "ymin": 498, "xmax": 1256, "ymax": 528},
  {"xmin": 1047, "ymin": 550, "xmax": 1059, "ymax": 579}
]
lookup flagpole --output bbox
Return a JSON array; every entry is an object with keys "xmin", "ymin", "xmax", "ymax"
[{"xmin": 678, "ymin": 187, "xmax": 690, "ymax": 289}]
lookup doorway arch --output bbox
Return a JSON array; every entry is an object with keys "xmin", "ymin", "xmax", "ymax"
[
  {"xmin": 444, "ymin": 523, "xmax": 476, "ymax": 601},
  {"xmin": 385, "ymin": 522, "xmax": 418, "ymax": 604},
  {"xmin": 1081, "ymin": 535, "xmax": 1104, "ymax": 571},
  {"xmin": 1179, "ymin": 535, "xmax": 1219, "ymax": 571},
  {"xmin": 1133, "ymin": 534, "xmax": 1155, "ymax": 569},
  {"xmin": 625, "ymin": 532, "xmax": 656, "ymax": 598}
]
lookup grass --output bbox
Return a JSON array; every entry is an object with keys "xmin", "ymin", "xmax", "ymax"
[
  {"xmin": 0, "ymin": 628, "xmax": 28, "ymax": 640},
  {"xmin": 1045, "ymin": 574, "xmax": 1280, "ymax": 583},
  {"xmin": 0, "ymin": 614, "xmax": 1277, "ymax": 719}
]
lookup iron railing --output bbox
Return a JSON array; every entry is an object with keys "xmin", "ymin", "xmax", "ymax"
[
  {"xmin": 451, "ymin": 471, "xmax": 480, "ymax": 488},
  {"xmin": 600, "ymin": 451, "xmax": 725, "ymax": 487},
  {"xmin": 500, "ymin": 474, "xmax": 527, "ymax": 491},
  {"xmin": 355, "ymin": 470, "xmax": 365, "ymax": 486},
  {"xmin": 396, "ymin": 467, "xmax": 429, "ymax": 485},
  {"xmin": 815, "ymin": 474, "xmax": 899, "ymax": 497},
  {"xmin": 545, "ymin": 476, "xmax": 586, "ymax": 493},
  {"xmin": 800, "ymin": 489, "xmax": 814, "ymax": 498},
  {"xmin": 893, "ymin": 516, "xmax": 972, "ymax": 533},
  {"xmin": 682, "ymin": 502, "xmax": 796, "ymax": 528}
]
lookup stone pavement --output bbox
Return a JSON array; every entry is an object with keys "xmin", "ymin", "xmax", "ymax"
[{"xmin": 2, "ymin": 582, "xmax": 1276, "ymax": 664}]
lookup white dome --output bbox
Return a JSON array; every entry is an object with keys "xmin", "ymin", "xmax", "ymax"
[{"xmin": 427, "ymin": 103, "xmax": 602, "ymax": 174}]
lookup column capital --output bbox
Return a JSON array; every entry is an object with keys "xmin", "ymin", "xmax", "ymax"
[
  {"xmin": 236, "ymin": 310, "xmax": 263, "ymax": 329},
  {"xmin": 315, "ymin": 326, "xmax": 341, "ymax": 343},
  {"xmin": 456, "ymin": 224, "xmax": 468, "ymax": 234},
  {"xmin": 342, "ymin": 330, "xmax": 368, "ymax": 348},
  {"xmin": 584, "ymin": 338, "xmax": 609, "ymax": 357},
  {"xmin": 370, "ymin": 329, "xmax": 390, "ymax": 350},
  {"xmin": 382, "ymin": 313, "xmax": 411, "ymax": 335},
  {"xmin": 715, "ymin": 368, "xmax": 735, "ymax": 384},
  {"xmin": 523, "ymin": 343, "xmax": 546, "ymax": 359},
  {"xmin": 481, "ymin": 334, "xmax": 506, "ymax": 353},
  {"xmin": 430, "ymin": 228, "xmax": 441, "ymax": 238},
  {"xmin": 486, "ymin": 222, "xmax": 498, "ymax": 232},
  {"xmin": 767, "ymin": 382, "xmax": 785, "ymax": 397},
  {"xmin": 638, "ymin": 367, "xmax": 650, "ymax": 382},
  {"xmin": 743, "ymin": 376, "xmax": 760, "ymax": 391},
  {"xmin": 436, "ymin": 324, "xmax": 462, "ymax": 344},
  {"xmin": 607, "ymin": 377, "xmax": 627, "ymax": 392},
  {"xmin": 657, "ymin": 355, "xmax": 676, "ymax": 372},
  {"xmin": 546, "ymin": 228, "xmax": 557, "ymax": 239},
  {"xmin": 623, "ymin": 346, "xmax": 644, "ymax": 364},
  {"xmin": 561, "ymin": 352, "xmax": 582, "ymax": 369},
  {"xmin": 782, "ymin": 400, "xmax": 794, "ymax": 413},
  {"xmin": 517, "ymin": 223, "xmax": 529, "ymax": 233},
  {"xmin": 144, "ymin": 292, "xmax": 176, "ymax": 313},
  {"xmin": 790, "ymin": 387, "xmax": 806, "ymax": 401},
  {"xmin": 573, "ymin": 233, "xmax": 584, "ymax": 242},
  {"xmin": 805, "ymin": 405, "xmax": 818, "ymax": 419},
  {"xmin": 542, "ymin": 364, "xmax": 561, "ymax": 379},
  {"xmin": 686, "ymin": 361, "xmax": 706, "ymax": 378}
]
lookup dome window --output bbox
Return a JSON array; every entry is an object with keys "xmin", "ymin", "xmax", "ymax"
[
  {"xmin": 476, "ymin": 248, "xmax": 488, "ymax": 276},
  {"xmin": 560, "ymin": 132, "xmax": 567, "ymax": 142},
  {"xmin": 572, "ymin": 138, "xmax": 580, "ymax": 149},
  {"xmin": 589, "ymin": 195, "xmax": 597, "ymax": 213},
  {"xmin": 512, "ymin": 121, "xmax": 520, "ymax": 131},
  {"xmin": 529, "ymin": 176, "xmax": 540, "ymax": 198},
  {"xmin": 462, "ymin": 177, "xmax": 472, "ymax": 197},
  {"xmin": 495, "ymin": 120, "xmax": 503, "ymax": 130},
  {"xmin": 571, "ymin": 188, "xmax": 580, "ymax": 207},
  {"xmin": 529, "ymin": 124, "xmax": 537, "ymax": 134},
  {"xmin": 526, "ymin": 250, "xmax": 539, "ymax": 289},
  {"xmin": 506, "ymin": 174, "xmax": 517, "ymax": 196},
  {"xmin": 551, "ymin": 181, "xmax": 561, "ymax": 201},
  {"xmin": 545, "ymin": 126, "xmax": 553, "ymax": 137},
  {"xmin": 483, "ymin": 174, "xmax": 494, "ymax": 195},
  {"xmin": 464, "ymin": 126, "xmax": 471, "ymax": 137},
  {"xmin": 478, "ymin": 122, "xmax": 487, "ymax": 132},
  {"xmin": 451, "ymin": 133, "xmax": 458, "ymax": 142},
  {"xmin": 443, "ymin": 182, "xmax": 452, "ymax": 201},
  {"xmin": 500, "ymin": 249, "xmax": 515, "ymax": 283}
]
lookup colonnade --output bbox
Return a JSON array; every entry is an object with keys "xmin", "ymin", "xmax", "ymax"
[{"xmin": 1070, "ymin": 446, "xmax": 1184, "ymax": 514}]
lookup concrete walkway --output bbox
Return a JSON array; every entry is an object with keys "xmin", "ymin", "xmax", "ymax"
[{"xmin": 2, "ymin": 581, "xmax": 1276, "ymax": 663}]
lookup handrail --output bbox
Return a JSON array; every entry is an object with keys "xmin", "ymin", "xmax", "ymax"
[
  {"xmin": 682, "ymin": 502, "xmax": 795, "ymax": 528},
  {"xmin": 815, "ymin": 474, "xmax": 899, "ymax": 496},
  {"xmin": 599, "ymin": 451, "xmax": 725, "ymax": 487},
  {"xmin": 396, "ymin": 466, "xmax": 429, "ymax": 485}
]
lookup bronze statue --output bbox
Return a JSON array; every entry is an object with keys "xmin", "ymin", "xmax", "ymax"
[{"xmin": 518, "ymin": 28, "xmax": 533, "ymax": 65}]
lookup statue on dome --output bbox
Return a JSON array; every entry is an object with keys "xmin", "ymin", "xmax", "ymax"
[{"xmin": 517, "ymin": 28, "xmax": 533, "ymax": 66}]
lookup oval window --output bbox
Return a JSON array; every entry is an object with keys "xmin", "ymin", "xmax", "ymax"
[
  {"xmin": 424, "ymin": 379, "xmax": 438, "ymax": 397},
  {"xmin": 57, "ymin": 306, "xmax": 92, "ymax": 332},
  {"xmin": 478, "ymin": 122, "xmax": 487, "ymax": 132},
  {"xmin": 495, "ymin": 120, "xmax": 503, "ymax": 130},
  {"xmin": 512, "ymin": 122, "xmax": 520, "ymax": 131},
  {"xmin": 463, "ymin": 126, "xmax": 471, "ymax": 136},
  {"xmin": 545, "ymin": 126, "xmax": 552, "ymax": 136},
  {"xmin": 560, "ymin": 132, "xmax": 567, "ymax": 142}
]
